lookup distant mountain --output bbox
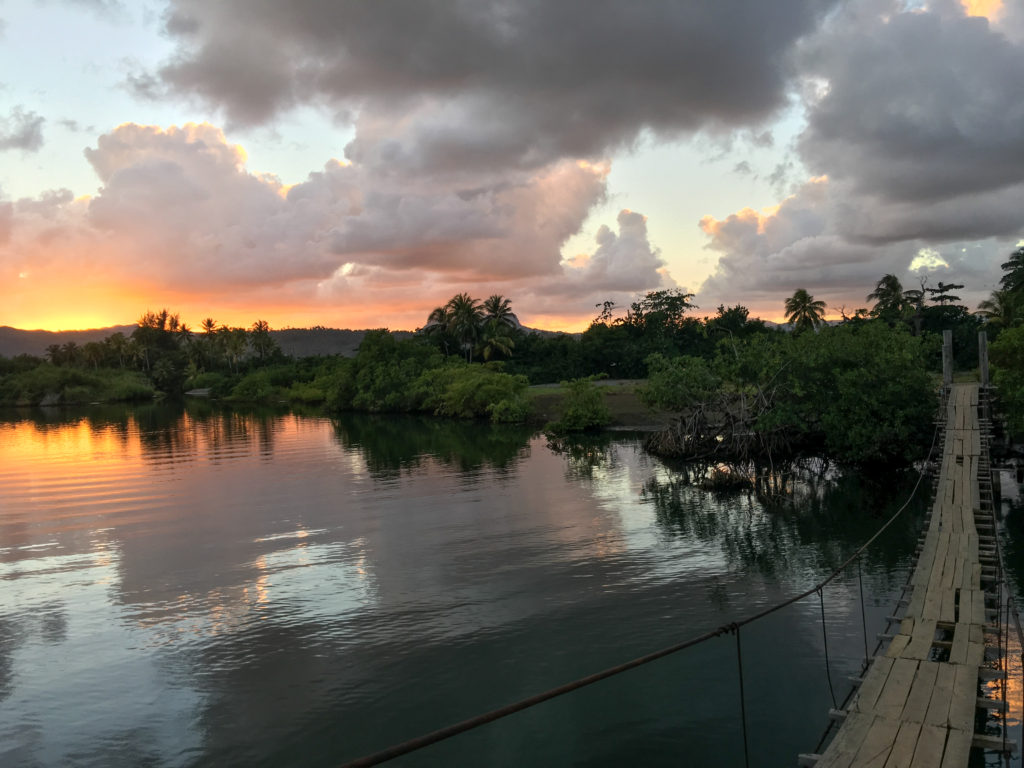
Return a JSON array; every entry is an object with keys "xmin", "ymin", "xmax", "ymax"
[
  {"xmin": 0, "ymin": 325, "xmax": 136, "ymax": 358},
  {"xmin": 270, "ymin": 328, "xmax": 413, "ymax": 357},
  {"xmin": 0, "ymin": 323, "xmax": 568, "ymax": 359}
]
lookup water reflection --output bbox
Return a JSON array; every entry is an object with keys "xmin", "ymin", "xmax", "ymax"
[
  {"xmin": 0, "ymin": 406, "xmax": 944, "ymax": 766},
  {"xmin": 331, "ymin": 412, "xmax": 534, "ymax": 478},
  {"xmin": 642, "ymin": 461, "xmax": 927, "ymax": 578}
]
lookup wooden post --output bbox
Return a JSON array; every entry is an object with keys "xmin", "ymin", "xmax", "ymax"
[
  {"xmin": 942, "ymin": 330, "xmax": 953, "ymax": 390},
  {"xmin": 978, "ymin": 330, "xmax": 989, "ymax": 387}
]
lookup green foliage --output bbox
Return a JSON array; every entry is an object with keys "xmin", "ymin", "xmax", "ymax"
[
  {"xmin": 991, "ymin": 326, "xmax": 1024, "ymax": 433},
  {"xmin": 421, "ymin": 364, "xmax": 528, "ymax": 420},
  {"xmin": 784, "ymin": 288, "xmax": 826, "ymax": 332},
  {"xmin": 183, "ymin": 371, "xmax": 235, "ymax": 397},
  {"xmin": 641, "ymin": 322, "xmax": 934, "ymax": 466},
  {"xmin": 229, "ymin": 370, "xmax": 279, "ymax": 403},
  {"xmin": 638, "ymin": 354, "xmax": 720, "ymax": 412},
  {"xmin": 0, "ymin": 364, "xmax": 154, "ymax": 406},
  {"xmin": 789, "ymin": 323, "xmax": 935, "ymax": 464},
  {"xmin": 546, "ymin": 376, "xmax": 611, "ymax": 434}
]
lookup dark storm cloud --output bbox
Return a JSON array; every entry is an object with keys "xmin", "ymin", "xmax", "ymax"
[
  {"xmin": 697, "ymin": 2, "xmax": 1024, "ymax": 313},
  {"xmin": 798, "ymin": 9, "xmax": 1024, "ymax": 203},
  {"xmin": 0, "ymin": 107, "xmax": 44, "ymax": 152},
  {"xmin": 142, "ymin": 0, "xmax": 835, "ymax": 168}
]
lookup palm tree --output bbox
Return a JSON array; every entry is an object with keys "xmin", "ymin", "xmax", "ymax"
[
  {"xmin": 784, "ymin": 288, "xmax": 827, "ymax": 333},
  {"xmin": 1000, "ymin": 246, "xmax": 1024, "ymax": 295},
  {"xmin": 445, "ymin": 293, "xmax": 485, "ymax": 362},
  {"xmin": 477, "ymin": 318, "xmax": 515, "ymax": 361},
  {"xmin": 249, "ymin": 319, "xmax": 276, "ymax": 361},
  {"xmin": 423, "ymin": 305, "xmax": 450, "ymax": 332},
  {"xmin": 977, "ymin": 289, "xmax": 1018, "ymax": 328},
  {"xmin": 866, "ymin": 274, "xmax": 905, "ymax": 319},
  {"xmin": 482, "ymin": 294, "xmax": 519, "ymax": 328},
  {"xmin": 223, "ymin": 328, "xmax": 248, "ymax": 373},
  {"xmin": 105, "ymin": 332, "xmax": 128, "ymax": 368}
]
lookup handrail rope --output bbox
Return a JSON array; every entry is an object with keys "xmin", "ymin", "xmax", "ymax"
[
  {"xmin": 819, "ymin": 587, "xmax": 838, "ymax": 709},
  {"xmin": 979, "ymin": 385, "xmax": 1023, "ymax": 759},
  {"xmin": 735, "ymin": 625, "xmax": 750, "ymax": 768},
  {"xmin": 989, "ymin": 487, "xmax": 1024, "ymax": 758},
  {"xmin": 340, "ymin": 421, "xmax": 942, "ymax": 768},
  {"xmin": 857, "ymin": 556, "xmax": 869, "ymax": 670}
]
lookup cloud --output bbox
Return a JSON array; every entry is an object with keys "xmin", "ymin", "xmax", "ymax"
[
  {"xmin": 0, "ymin": 107, "xmax": 44, "ymax": 152},
  {"xmin": 797, "ymin": 7, "xmax": 1024, "ymax": 203},
  {"xmin": 696, "ymin": 175, "xmax": 1015, "ymax": 314},
  {"xmin": 554, "ymin": 209, "xmax": 672, "ymax": 297},
  {"xmin": 696, "ymin": 3, "xmax": 1024, "ymax": 315},
  {"xmin": 3, "ymin": 122, "xmax": 662, "ymax": 328},
  {"xmin": 139, "ymin": 0, "xmax": 835, "ymax": 169}
]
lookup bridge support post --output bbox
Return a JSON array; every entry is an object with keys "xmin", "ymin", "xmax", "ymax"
[
  {"xmin": 942, "ymin": 330, "xmax": 953, "ymax": 402},
  {"xmin": 979, "ymin": 330, "xmax": 989, "ymax": 387}
]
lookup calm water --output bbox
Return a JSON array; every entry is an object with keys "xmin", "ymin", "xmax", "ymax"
[{"xmin": 0, "ymin": 403, "xmax": 1003, "ymax": 767}]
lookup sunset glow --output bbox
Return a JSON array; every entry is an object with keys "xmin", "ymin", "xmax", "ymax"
[{"xmin": 1, "ymin": 0, "xmax": 1021, "ymax": 333}]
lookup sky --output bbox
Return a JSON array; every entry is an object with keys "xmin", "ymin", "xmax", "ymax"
[{"xmin": 1, "ymin": 0, "xmax": 1023, "ymax": 332}]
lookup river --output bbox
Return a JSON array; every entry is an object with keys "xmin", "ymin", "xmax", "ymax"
[{"xmin": 0, "ymin": 403, "xmax": 1015, "ymax": 766}]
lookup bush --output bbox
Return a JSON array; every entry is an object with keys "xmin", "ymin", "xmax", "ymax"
[
  {"xmin": 546, "ymin": 376, "xmax": 611, "ymax": 434},
  {"xmin": 229, "ymin": 370, "xmax": 279, "ymax": 403},
  {"xmin": 0, "ymin": 365, "xmax": 155, "ymax": 406},
  {"xmin": 184, "ymin": 371, "xmax": 235, "ymax": 398},
  {"xmin": 428, "ymin": 365, "xmax": 529, "ymax": 420},
  {"xmin": 991, "ymin": 326, "xmax": 1024, "ymax": 434},
  {"xmin": 638, "ymin": 354, "xmax": 720, "ymax": 411}
]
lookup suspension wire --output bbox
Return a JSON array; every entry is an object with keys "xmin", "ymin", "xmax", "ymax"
[
  {"xmin": 340, "ymin": 422, "xmax": 942, "ymax": 768},
  {"xmin": 818, "ymin": 587, "xmax": 838, "ymax": 709},
  {"xmin": 981, "ymin": 390, "xmax": 1024, "ymax": 762},
  {"xmin": 1003, "ymin": 589, "xmax": 1009, "ymax": 759},
  {"xmin": 857, "ymin": 555, "xmax": 869, "ymax": 671},
  {"xmin": 734, "ymin": 625, "xmax": 751, "ymax": 768}
]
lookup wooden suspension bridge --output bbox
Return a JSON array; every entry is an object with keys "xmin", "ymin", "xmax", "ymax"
[{"xmin": 802, "ymin": 377, "xmax": 1015, "ymax": 767}]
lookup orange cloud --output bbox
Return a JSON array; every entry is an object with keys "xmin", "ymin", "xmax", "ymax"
[
  {"xmin": 2, "ymin": 122, "xmax": 678, "ymax": 333},
  {"xmin": 961, "ymin": 0, "xmax": 1002, "ymax": 19}
]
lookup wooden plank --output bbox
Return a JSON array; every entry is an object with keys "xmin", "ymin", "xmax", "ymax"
[
  {"xmin": 969, "ymin": 589, "xmax": 986, "ymax": 626},
  {"xmin": 875, "ymin": 658, "xmax": 918, "ymax": 719},
  {"xmin": 903, "ymin": 619, "xmax": 936, "ymax": 660},
  {"xmin": 886, "ymin": 633, "xmax": 911, "ymax": 659},
  {"xmin": 925, "ymin": 664, "xmax": 956, "ymax": 726},
  {"xmin": 939, "ymin": 728, "xmax": 973, "ymax": 768},
  {"xmin": 965, "ymin": 623, "xmax": 985, "ymax": 668},
  {"xmin": 948, "ymin": 664, "xmax": 977, "ymax": 731},
  {"xmin": 816, "ymin": 712, "xmax": 877, "ymax": 768},
  {"xmin": 883, "ymin": 720, "xmax": 922, "ymax": 768},
  {"xmin": 852, "ymin": 715, "xmax": 902, "ymax": 768},
  {"xmin": 854, "ymin": 657, "xmax": 896, "ymax": 714},
  {"xmin": 948, "ymin": 623, "xmax": 968, "ymax": 665},
  {"xmin": 900, "ymin": 661, "xmax": 939, "ymax": 724},
  {"xmin": 909, "ymin": 724, "xmax": 948, "ymax": 768}
]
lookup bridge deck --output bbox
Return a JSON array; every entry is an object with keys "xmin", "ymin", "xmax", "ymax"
[{"xmin": 815, "ymin": 383, "xmax": 994, "ymax": 768}]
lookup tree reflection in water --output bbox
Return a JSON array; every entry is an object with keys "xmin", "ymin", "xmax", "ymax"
[
  {"xmin": 642, "ymin": 458, "xmax": 927, "ymax": 580},
  {"xmin": 331, "ymin": 412, "xmax": 534, "ymax": 479}
]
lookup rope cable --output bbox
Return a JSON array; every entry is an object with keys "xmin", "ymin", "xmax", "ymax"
[
  {"xmin": 819, "ymin": 587, "xmax": 838, "ymax": 709},
  {"xmin": 857, "ymin": 555, "xmax": 869, "ymax": 671},
  {"xmin": 734, "ymin": 625, "xmax": 751, "ymax": 768}
]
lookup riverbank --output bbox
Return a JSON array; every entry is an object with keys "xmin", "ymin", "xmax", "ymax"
[{"xmin": 528, "ymin": 379, "xmax": 671, "ymax": 430}]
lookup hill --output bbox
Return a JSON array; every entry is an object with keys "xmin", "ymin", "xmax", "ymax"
[
  {"xmin": 0, "ymin": 325, "xmax": 418, "ymax": 359},
  {"xmin": 0, "ymin": 323, "xmax": 585, "ymax": 359},
  {"xmin": 0, "ymin": 325, "xmax": 136, "ymax": 358}
]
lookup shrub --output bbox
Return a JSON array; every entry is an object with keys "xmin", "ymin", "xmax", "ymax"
[{"xmin": 546, "ymin": 376, "xmax": 611, "ymax": 434}]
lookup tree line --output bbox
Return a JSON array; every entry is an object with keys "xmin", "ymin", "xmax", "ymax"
[{"xmin": 3, "ymin": 244, "xmax": 1024, "ymax": 468}]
